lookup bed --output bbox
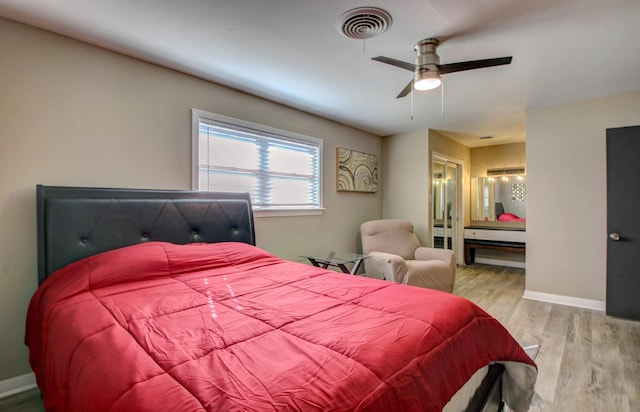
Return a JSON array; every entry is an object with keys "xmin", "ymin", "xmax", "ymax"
[{"xmin": 26, "ymin": 185, "xmax": 537, "ymax": 411}]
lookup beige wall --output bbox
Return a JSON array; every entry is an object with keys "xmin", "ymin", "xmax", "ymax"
[
  {"xmin": 381, "ymin": 129, "xmax": 471, "ymax": 250},
  {"xmin": 381, "ymin": 129, "xmax": 429, "ymax": 241},
  {"xmin": 0, "ymin": 18, "xmax": 382, "ymax": 382},
  {"xmin": 526, "ymin": 91, "xmax": 640, "ymax": 302},
  {"xmin": 470, "ymin": 142, "xmax": 526, "ymax": 178},
  {"xmin": 383, "ymin": 92, "xmax": 640, "ymax": 304}
]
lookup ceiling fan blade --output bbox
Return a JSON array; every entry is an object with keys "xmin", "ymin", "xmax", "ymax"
[
  {"xmin": 397, "ymin": 80, "xmax": 413, "ymax": 98},
  {"xmin": 438, "ymin": 56, "xmax": 512, "ymax": 75},
  {"xmin": 372, "ymin": 56, "xmax": 417, "ymax": 72}
]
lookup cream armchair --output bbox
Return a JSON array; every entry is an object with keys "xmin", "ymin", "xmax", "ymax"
[{"xmin": 360, "ymin": 219, "xmax": 455, "ymax": 292}]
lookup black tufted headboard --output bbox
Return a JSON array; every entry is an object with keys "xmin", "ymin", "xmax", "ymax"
[{"xmin": 36, "ymin": 185, "xmax": 255, "ymax": 285}]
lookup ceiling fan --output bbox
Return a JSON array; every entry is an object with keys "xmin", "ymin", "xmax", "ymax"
[{"xmin": 372, "ymin": 38, "xmax": 512, "ymax": 98}]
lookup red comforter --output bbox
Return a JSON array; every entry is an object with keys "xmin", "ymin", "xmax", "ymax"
[{"xmin": 26, "ymin": 242, "xmax": 536, "ymax": 411}]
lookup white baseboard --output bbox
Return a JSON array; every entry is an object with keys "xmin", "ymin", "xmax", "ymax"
[
  {"xmin": 523, "ymin": 290, "xmax": 605, "ymax": 312},
  {"xmin": 474, "ymin": 257, "xmax": 526, "ymax": 269},
  {"xmin": 0, "ymin": 372, "xmax": 37, "ymax": 399}
]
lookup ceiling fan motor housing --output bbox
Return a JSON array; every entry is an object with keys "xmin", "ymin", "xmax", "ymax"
[
  {"xmin": 414, "ymin": 37, "xmax": 440, "ymax": 87},
  {"xmin": 415, "ymin": 38, "xmax": 440, "ymax": 74}
]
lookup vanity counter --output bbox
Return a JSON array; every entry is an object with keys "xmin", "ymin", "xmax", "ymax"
[{"xmin": 464, "ymin": 226, "xmax": 526, "ymax": 265}]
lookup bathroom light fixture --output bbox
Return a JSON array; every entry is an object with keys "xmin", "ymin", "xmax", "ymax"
[{"xmin": 487, "ymin": 167, "xmax": 526, "ymax": 177}]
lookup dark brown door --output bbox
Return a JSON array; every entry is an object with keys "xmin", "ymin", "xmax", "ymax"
[{"xmin": 606, "ymin": 125, "xmax": 640, "ymax": 320}]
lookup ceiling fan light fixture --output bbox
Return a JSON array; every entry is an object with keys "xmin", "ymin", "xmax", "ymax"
[
  {"xmin": 414, "ymin": 70, "xmax": 441, "ymax": 91},
  {"xmin": 372, "ymin": 36, "xmax": 513, "ymax": 99}
]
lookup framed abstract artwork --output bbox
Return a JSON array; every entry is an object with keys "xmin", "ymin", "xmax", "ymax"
[{"xmin": 336, "ymin": 148, "xmax": 378, "ymax": 193}]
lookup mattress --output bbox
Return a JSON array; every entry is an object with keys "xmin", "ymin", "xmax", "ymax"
[{"xmin": 26, "ymin": 241, "xmax": 536, "ymax": 411}]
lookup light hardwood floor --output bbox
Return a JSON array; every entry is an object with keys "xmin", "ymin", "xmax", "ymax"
[
  {"xmin": 455, "ymin": 264, "xmax": 640, "ymax": 411},
  {"xmin": 2, "ymin": 264, "xmax": 638, "ymax": 411}
]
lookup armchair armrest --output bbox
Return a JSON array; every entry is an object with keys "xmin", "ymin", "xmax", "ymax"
[
  {"xmin": 366, "ymin": 251, "xmax": 408, "ymax": 284},
  {"xmin": 414, "ymin": 247, "xmax": 456, "ymax": 273}
]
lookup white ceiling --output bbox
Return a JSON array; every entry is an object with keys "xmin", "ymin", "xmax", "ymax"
[{"xmin": 1, "ymin": 0, "xmax": 639, "ymax": 147}]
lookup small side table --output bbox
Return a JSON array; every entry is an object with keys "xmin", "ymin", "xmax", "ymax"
[{"xmin": 301, "ymin": 251, "xmax": 369, "ymax": 275}]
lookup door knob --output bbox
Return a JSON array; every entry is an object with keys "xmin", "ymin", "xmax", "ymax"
[{"xmin": 609, "ymin": 233, "xmax": 621, "ymax": 241}]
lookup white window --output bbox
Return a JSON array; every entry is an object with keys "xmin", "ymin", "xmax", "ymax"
[{"xmin": 192, "ymin": 109, "xmax": 323, "ymax": 216}]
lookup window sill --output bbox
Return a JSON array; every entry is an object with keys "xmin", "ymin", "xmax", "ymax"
[{"xmin": 254, "ymin": 208, "xmax": 325, "ymax": 218}]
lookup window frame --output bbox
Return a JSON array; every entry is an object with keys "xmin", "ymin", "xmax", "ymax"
[{"xmin": 192, "ymin": 109, "xmax": 324, "ymax": 217}]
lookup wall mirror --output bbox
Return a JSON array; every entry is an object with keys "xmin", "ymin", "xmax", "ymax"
[{"xmin": 470, "ymin": 176, "xmax": 526, "ymax": 227}]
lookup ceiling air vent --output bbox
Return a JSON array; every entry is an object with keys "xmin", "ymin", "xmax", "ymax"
[
  {"xmin": 337, "ymin": 7, "xmax": 393, "ymax": 39},
  {"xmin": 487, "ymin": 167, "xmax": 526, "ymax": 176}
]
